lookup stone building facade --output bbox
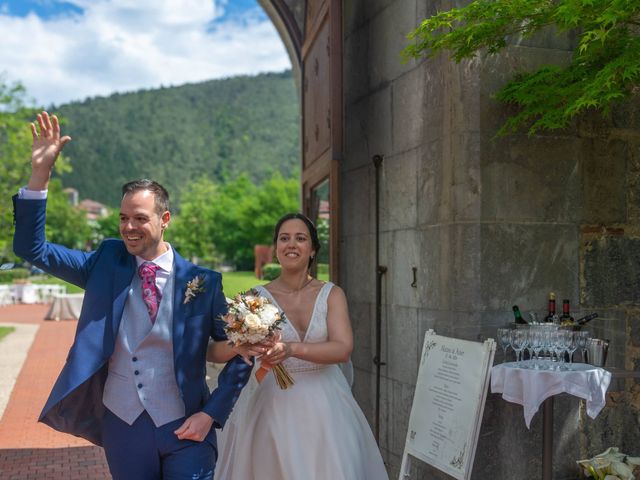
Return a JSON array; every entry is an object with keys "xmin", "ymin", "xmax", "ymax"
[{"xmin": 262, "ymin": 0, "xmax": 640, "ymax": 478}]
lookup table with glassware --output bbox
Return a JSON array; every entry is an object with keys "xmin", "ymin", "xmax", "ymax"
[{"xmin": 491, "ymin": 326, "xmax": 612, "ymax": 480}]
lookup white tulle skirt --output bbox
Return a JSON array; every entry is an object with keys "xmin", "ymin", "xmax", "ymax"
[{"xmin": 215, "ymin": 364, "xmax": 388, "ymax": 480}]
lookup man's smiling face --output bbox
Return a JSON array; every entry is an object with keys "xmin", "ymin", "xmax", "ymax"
[{"xmin": 119, "ymin": 189, "xmax": 170, "ymax": 260}]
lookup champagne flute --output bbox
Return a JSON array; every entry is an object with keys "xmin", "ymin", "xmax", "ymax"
[
  {"xmin": 566, "ymin": 332, "xmax": 578, "ymax": 368},
  {"xmin": 530, "ymin": 329, "xmax": 543, "ymax": 369},
  {"xmin": 555, "ymin": 331, "xmax": 569, "ymax": 370},
  {"xmin": 576, "ymin": 331, "xmax": 590, "ymax": 363},
  {"xmin": 540, "ymin": 327, "xmax": 553, "ymax": 369},
  {"xmin": 497, "ymin": 328, "xmax": 511, "ymax": 363},
  {"xmin": 510, "ymin": 329, "xmax": 526, "ymax": 366},
  {"xmin": 550, "ymin": 330, "xmax": 562, "ymax": 370}
]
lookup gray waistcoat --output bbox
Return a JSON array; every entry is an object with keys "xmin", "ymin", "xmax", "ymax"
[{"xmin": 102, "ymin": 269, "xmax": 185, "ymax": 426}]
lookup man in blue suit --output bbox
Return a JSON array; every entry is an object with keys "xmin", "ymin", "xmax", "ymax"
[{"xmin": 13, "ymin": 111, "xmax": 252, "ymax": 479}]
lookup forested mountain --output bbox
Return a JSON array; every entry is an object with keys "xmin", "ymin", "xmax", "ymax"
[{"xmin": 55, "ymin": 70, "xmax": 299, "ymax": 207}]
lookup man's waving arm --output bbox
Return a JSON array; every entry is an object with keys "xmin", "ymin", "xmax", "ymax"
[
  {"xmin": 13, "ymin": 111, "xmax": 94, "ymax": 288},
  {"xmin": 28, "ymin": 111, "xmax": 71, "ymax": 191}
]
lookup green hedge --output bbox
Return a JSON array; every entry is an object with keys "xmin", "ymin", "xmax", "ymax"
[
  {"xmin": 262, "ymin": 263, "xmax": 282, "ymax": 281},
  {"xmin": 0, "ymin": 268, "xmax": 30, "ymax": 283},
  {"xmin": 262, "ymin": 263, "xmax": 329, "ymax": 281}
]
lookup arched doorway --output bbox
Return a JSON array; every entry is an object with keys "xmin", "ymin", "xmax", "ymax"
[{"xmin": 258, "ymin": 0, "xmax": 343, "ymax": 282}]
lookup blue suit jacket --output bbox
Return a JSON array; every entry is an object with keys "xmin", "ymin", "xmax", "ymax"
[{"xmin": 12, "ymin": 196, "xmax": 251, "ymax": 446}]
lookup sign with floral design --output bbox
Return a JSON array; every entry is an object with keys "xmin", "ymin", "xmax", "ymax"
[{"xmin": 400, "ymin": 330, "xmax": 496, "ymax": 480}]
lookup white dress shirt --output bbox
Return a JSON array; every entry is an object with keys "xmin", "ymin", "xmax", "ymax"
[{"xmin": 136, "ymin": 247, "xmax": 174, "ymax": 293}]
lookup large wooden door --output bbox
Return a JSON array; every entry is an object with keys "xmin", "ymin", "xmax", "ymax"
[
  {"xmin": 260, "ymin": 0, "xmax": 342, "ymax": 281},
  {"xmin": 301, "ymin": 0, "xmax": 342, "ymax": 282}
]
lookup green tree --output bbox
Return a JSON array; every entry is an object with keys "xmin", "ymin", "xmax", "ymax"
[
  {"xmin": 0, "ymin": 77, "xmax": 86, "ymax": 260},
  {"xmin": 167, "ymin": 178, "xmax": 222, "ymax": 266},
  {"xmin": 0, "ymin": 79, "xmax": 35, "ymax": 260},
  {"xmin": 168, "ymin": 173, "xmax": 299, "ymax": 270},
  {"xmin": 316, "ymin": 217, "xmax": 330, "ymax": 264},
  {"xmin": 45, "ymin": 179, "xmax": 92, "ymax": 250},
  {"xmin": 403, "ymin": 0, "xmax": 640, "ymax": 135},
  {"xmin": 95, "ymin": 208, "xmax": 120, "ymax": 241}
]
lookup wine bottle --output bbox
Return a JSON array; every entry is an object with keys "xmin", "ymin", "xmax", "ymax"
[
  {"xmin": 512, "ymin": 305, "xmax": 527, "ymax": 325},
  {"xmin": 560, "ymin": 299, "xmax": 575, "ymax": 326},
  {"xmin": 544, "ymin": 292, "xmax": 556, "ymax": 323},
  {"xmin": 577, "ymin": 312, "xmax": 598, "ymax": 326}
]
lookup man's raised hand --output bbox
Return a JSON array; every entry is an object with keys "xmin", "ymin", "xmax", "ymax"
[{"xmin": 28, "ymin": 111, "xmax": 71, "ymax": 191}]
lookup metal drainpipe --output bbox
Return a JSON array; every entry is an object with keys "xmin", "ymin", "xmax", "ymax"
[{"xmin": 372, "ymin": 154, "xmax": 387, "ymax": 444}]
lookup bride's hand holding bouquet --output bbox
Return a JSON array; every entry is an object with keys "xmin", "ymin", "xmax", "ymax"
[
  {"xmin": 260, "ymin": 333, "xmax": 292, "ymax": 363},
  {"xmin": 222, "ymin": 290, "xmax": 294, "ymax": 389}
]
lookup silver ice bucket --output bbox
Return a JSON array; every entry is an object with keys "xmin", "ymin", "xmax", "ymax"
[{"xmin": 586, "ymin": 338, "xmax": 609, "ymax": 367}]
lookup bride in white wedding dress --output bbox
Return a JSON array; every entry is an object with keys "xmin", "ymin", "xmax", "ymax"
[{"xmin": 209, "ymin": 213, "xmax": 388, "ymax": 480}]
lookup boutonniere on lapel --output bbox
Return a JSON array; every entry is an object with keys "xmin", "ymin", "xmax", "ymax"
[{"xmin": 183, "ymin": 275, "xmax": 205, "ymax": 304}]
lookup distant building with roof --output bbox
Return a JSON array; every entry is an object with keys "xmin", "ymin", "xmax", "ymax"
[{"xmin": 78, "ymin": 199, "xmax": 109, "ymax": 220}]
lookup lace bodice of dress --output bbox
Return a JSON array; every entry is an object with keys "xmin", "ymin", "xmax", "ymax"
[{"xmin": 254, "ymin": 282, "xmax": 333, "ymax": 373}]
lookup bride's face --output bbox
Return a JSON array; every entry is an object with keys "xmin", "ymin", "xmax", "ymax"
[{"xmin": 275, "ymin": 219, "xmax": 315, "ymax": 271}]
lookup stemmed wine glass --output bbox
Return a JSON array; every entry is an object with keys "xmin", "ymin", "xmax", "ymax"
[
  {"xmin": 576, "ymin": 331, "xmax": 590, "ymax": 363},
  {"xmin": 497, "ymin": 328, "xmax": 511, "ymax": 363},
  {"xmin": 549, "ymin": 331, "xmax": 562, "ymax": 370},
  {"xmin": 540, "ymin": 328, "xmax": 553, "ymax": 369},
  {"xmin": 510, "ymin": 329, "xmax": 526, "ymax": 366},
  {"xmin": 554, "ymin": 331, "xmax": 570, "ymax": 370},
  {"xmin": 566, "ymin": 331, "xmax": 578, "ymax": 368},
  {"xmin": 529, "ymin": 329, "xmax": 544, "ymax": 369}
]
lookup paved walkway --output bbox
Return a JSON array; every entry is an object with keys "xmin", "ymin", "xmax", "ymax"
[{"xmin": 0, "ymin": 304, "xmax": 110, "ymax": 479}]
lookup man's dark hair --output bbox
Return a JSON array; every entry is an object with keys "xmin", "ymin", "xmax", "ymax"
[
  {"xmin": 273, "ymin": 213, "xmax": 321, "ymax": 268},
  {"xmin": 121, "ymin": 179, "xmax": 170, "ymax": 215}
]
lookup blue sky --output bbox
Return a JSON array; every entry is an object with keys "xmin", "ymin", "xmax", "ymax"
[
  {"xmin": 0, "ymin": 0, "xmax": 289, "ymax": 105},
  {"xmin": 0, "ymin": 0, "xmax": 83, "ymax": 18},
  {"xmin": 0, "ymin": 0, "xmax": 266, "ymax": 23}
]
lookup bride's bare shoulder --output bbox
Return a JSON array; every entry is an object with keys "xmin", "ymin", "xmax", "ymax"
[{"xmin": 327, "ymin": 284, "xmax": 347, "ymax": 304}]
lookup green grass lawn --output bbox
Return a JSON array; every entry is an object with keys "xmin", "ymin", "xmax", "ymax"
[
  {"xmin": 222, "ymin": 270, "xmax": 329, "ymax": 297},
  {"xmin": 0, "ymin": 326, "xmax": 15, "ymax": 342},
  {"xmin": 221, "ymin": 271, "xmax": 267, "ymax": 297},
  {"xmin": 30, "ymin": 276, "xmax": 84, "ymax": 294},
  {"xmin": 31, "ymin": 272, "xmax": 267, "ymax": 297},
  {"xmin": 18, "ymin": 271, "xmax": 325, "ymax": 298}
]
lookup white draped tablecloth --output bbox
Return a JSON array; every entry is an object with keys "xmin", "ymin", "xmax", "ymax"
[
  {"xmin": 11, "ymin": 283, "xmax": 38, "ymax": 304},
  {"xmin": 44, "ymin": 293, "xmax": 84, "ymax": 320},
  {"xmin": 4, "ymin": 283, "xmax": 67, "ymax": 304},
  {"xmin": 0, "ymin": 285, "xmax": 13, "ymax": 306},
  {"xmin": 491, "ymin": 361, "xmax": 612, "ymax": 428}
]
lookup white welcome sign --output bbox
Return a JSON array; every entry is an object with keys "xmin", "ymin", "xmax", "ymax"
[{"xmin": 399, "ymin": 330, "xmax": 495, "ymax": 480}]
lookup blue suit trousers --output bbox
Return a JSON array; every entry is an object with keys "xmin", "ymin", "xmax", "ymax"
[{"xmin": 102, "ymin": 409, "xmax": 216, "ymax": 480}]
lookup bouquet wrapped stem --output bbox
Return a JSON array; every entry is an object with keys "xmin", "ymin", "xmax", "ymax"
[{"xmin": 256, "ymin": 362, "xmax": 294, "ymax": 389}]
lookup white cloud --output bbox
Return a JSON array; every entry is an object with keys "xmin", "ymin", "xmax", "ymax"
[{"xmin": 0, "ymin": 0, "xmax": 291, "ymax": 106}]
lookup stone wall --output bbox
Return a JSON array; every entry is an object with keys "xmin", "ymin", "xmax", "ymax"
[{"xmin": 342, "ymin": 0, "xmax": 640, "ymax": 478}]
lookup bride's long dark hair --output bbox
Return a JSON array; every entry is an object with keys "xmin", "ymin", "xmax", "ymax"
[{"xmin": 273, "ymin": 213, "xmax": 321, "ymax": 269}]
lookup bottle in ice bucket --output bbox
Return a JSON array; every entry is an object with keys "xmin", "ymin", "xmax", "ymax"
[
  {"xmin": 577, "ymin": 312, "xmax": 598, "ymax": 326},
  {"xmin": 560, "ymin": 299, "xmax": 575, "ymax": 326},
  {"xmin": 512, "ymin": 305, "xmax": 527, "ymax": 325},
  {"xmin": 543, "ymin": 292, "xmax": 557, "ymax": 323}
]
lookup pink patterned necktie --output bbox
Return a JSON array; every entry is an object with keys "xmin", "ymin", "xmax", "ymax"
[{"xmin": 138, "ymin": 262, "xmax": 161, "ymax": 324}]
